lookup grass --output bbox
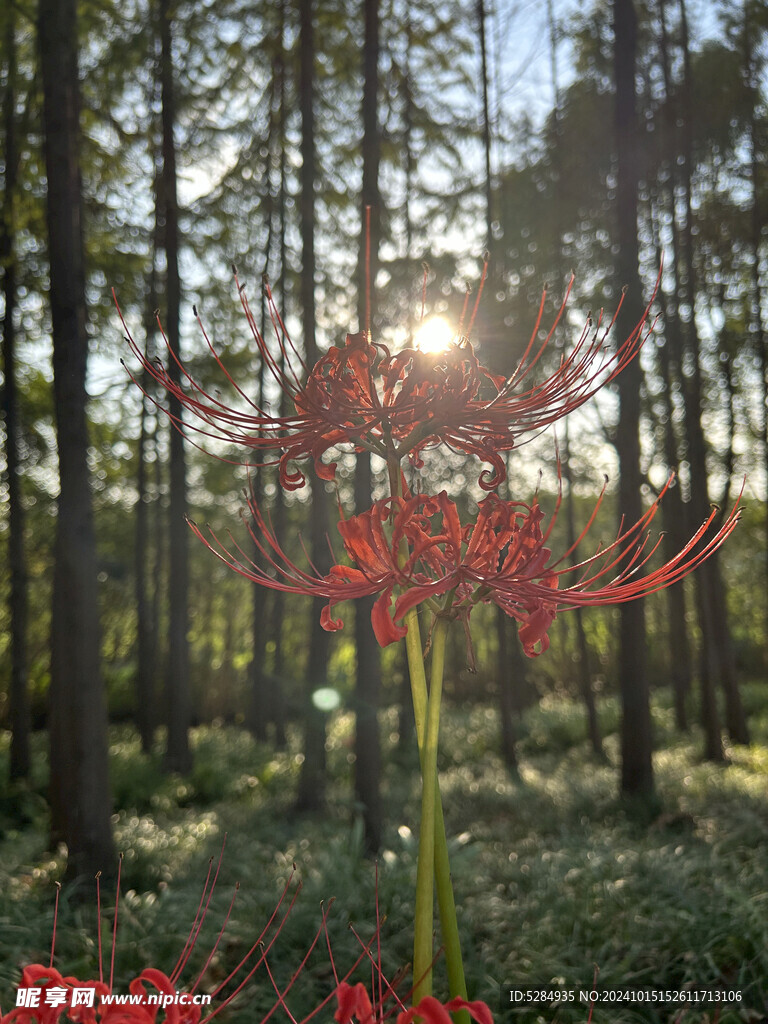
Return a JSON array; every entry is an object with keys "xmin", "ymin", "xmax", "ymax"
[{"xmin": 0, "ymin": 687, "xmax": 767, "ymax": 1023}]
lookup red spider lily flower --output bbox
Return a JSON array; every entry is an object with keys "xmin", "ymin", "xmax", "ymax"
[
  {"xmin": 1, "ymin": 860, "xmax": 491, "ymax": 1024},
  {"xmin": 333, "ymin": 982, "xmax": 493, "ymax": 1024},
  {"xmin": 118, "ymin": 272, "xmax": 655, "ymax": 491},
  {"xmin": 1, "ymin": 850, "xmax": 318, "ymax": 1024},
  {"xmin": 188, "ymin": 478, "xmax": 741, "ymax": 659}
]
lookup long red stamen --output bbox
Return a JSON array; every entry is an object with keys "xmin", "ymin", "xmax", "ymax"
[
  {"xmin": 96, "ymin": 871, "xmax": 103, "ymax": 984},
  {"xmin": 110, "ymin": 853, "xmax": 123, "ymax": 993},
  {"xmin": 50, "ymin": 882, "xmax": 61, "ymax": 969}
]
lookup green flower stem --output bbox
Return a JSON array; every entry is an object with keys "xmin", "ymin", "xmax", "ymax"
[{"xmin": 403, "ymin": 608, "xmax": 468, "ymax": 1012}]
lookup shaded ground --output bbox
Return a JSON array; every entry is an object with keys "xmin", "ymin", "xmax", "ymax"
[{"xmin": 0, "ymin": 687, "xmax": 766, "ymax": 1023}]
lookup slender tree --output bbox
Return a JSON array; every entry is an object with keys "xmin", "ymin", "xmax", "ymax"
[
  {"xmin": 676, "ymin": 0, "xmax": 748, "ymax": 750},
  {"xmin": 353, "ymin": 0, "xmax": 383, "ymax": 855},
  {"xmin": 134, "ymin": 146, "xmax": 162, "ymax": 754},
  {"xmin": 613, "ymin": 0, "xmax": 654, "ymax": 797},
  {"xmin": 2, "ymin": 3, "xmax": 31, "ymax": 781},
  {"xmin": 39, "ymin": 0, "xmax": 115, "ymax": 877},
  {"xmin": 295, "ymin": 0, "xmax": 330, "ymax": 812},
  {"xmin": 159, "ymin": 0, "xmax": 192, "ymax": 773}
]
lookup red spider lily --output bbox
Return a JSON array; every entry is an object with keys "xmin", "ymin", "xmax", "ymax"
[
  {"xmin": 1, "ymin": 849, "xmax": 318, "ymax": 1024},
  {"xmin": 118, "ymin": 272, "xmax": 655, "ymax": 491},
  {"xmin": 334, "ymin": 982, "xmax": 493, "ymax": 1024},
  {"xmin": 188, "ymin": 478, "xmax": 741, "ymax": 659},
  {"xmin": 1, "ymin": 859, "xmax": 494, "ymax": 1024}
]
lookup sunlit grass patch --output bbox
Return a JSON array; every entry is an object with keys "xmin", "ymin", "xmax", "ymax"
[{"xmin": 1, "ymin": 690, "xmax": 767, "ymax": 1020}]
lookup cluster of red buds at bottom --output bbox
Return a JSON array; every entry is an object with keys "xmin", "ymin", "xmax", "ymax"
[{"xmin": 0, "ymin": 854, "xmax": 493, "ymax": 1024}]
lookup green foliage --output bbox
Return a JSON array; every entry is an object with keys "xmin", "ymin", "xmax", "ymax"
[{"xmin": 2, "ymin": 695, "xmax": 768, "ymax": 1020}]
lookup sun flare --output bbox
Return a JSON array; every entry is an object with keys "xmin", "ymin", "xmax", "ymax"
[{"xmin": 413, "ymin": 316, "xmax": 454, "ymax": 355}]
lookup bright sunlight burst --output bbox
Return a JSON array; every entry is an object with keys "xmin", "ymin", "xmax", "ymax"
[{"xmin": 413, "ymin": 316, "xmax": 454, "ymax": 354}]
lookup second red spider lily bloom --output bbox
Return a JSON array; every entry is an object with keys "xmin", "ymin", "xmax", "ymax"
[
  {"xmin": 334, "ymin": 981, "xmax": 494, "ymax": 1024},
  {"xmin": 188, "ymin": 478, "xmax": 741, "ymax": 659},
  {"xmin": 119, "ymin": 272, "xmax": 656, "ymax": 492}
]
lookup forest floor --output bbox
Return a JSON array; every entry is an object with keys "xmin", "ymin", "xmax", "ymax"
[{"xmin": 0, "ymin": 686, "xmax": 767, "ymax": 1023}]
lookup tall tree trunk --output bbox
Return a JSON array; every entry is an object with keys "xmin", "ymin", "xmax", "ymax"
[
  {"xmin": 744, "ymin": 0, "xmax": 768, "ymax": 665},
  {"xmin": 477, "ymin": 0, "xmax": 492, "ymax": 246},
  {"xmin": 655, "ymin": 0, "xmax": 698, "ymax": 733},
  {"xmin": 613, "ymin": 0, "xmax": 654, "ymax": 798},
  {"xmin": 134, "ymin": 165, "xmax": 161, "ymax": 754},
  {"xmin": 135, "ymin": 348, "xmax": 156, "ymax": 753},
  {"xmin": 39, "ymin": 0, "xmax": 115, "ymax": 878},
  {"xmin": 562, "ymin": 429, "xmax": 603, "ymax": 758},
  {"xmin": 295, "ymin": 0, "xmax": 330, "ymax": 812},
  {"xmin": 248, "ymin": 264, "xmax": 271, "ymax": 742},
  {"xmin": 676, "ymin": 0, "xmax": 747, "ymax": 751},
  {"xmin": 352, "ymin": 0, "xmax": 383, "ymax": 857},
  {"xmin": 2, "ymin": 5, "xmax": 31, "ymax": 782},
  {"xmin": 159, "ymin": 0, "xmax": 192, "ymax": 772}
]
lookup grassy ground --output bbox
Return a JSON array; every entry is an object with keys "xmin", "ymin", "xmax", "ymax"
[{"xmin": 0, "ymin": 687, "xmax": 767, "ymax": 1023}]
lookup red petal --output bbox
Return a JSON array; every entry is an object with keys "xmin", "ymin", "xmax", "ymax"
[
  {"xmin": 396, "ymin": 996, "xmax": 453, "ymax": 1024},
  {"xmin": 517, "ymin": 604, "xmax": 556, "ymax": 657},
  {"xmin": 445, "ymin": 997, "xmax": 495, "ymax": 1024},
  {"xmin": 321, "ymin": 604, "xmax": 344, "ymax": 632},
  {"xmin": 315, "ymin": 457, "xmax": 338, "ymax": 481},
  {"xmin": 371, "ymin": 587, "xmax": 407, "ymax": 646},
  {"xmin": 334, "ymin": 982, "xmax": 374, "ymax": 1024}
]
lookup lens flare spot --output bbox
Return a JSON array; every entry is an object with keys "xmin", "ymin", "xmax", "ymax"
[
  {"xmin": 414, "ymin": 316, "xmax": 454, "ymax": 354},
  {"xmin": 311, "ymin": 687, "xmax": 341, "ymax": 712}
]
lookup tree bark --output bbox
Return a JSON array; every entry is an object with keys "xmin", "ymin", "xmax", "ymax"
[
  {"xmin": 295, "ymin": 0, "xmax": 330, "ymax": 812},
  {"xmin": 613, "ymin": 0, "xmax": 654, "ymax": 798},
  {"xmin": 655, "ymin": 0, "xmax": 694, "ymax": 735},
  {"xmin": 2, "ymin": 5, "xmax": 31, "ymax": 782},
  {"xmin": 351, "ymin": 0, "xmax": 383, "ymax": 857},
  {"xmin": 562, "ymin": 430, "xmax": 603, "ymax": 758},
  {"xmin": 134, "ymin": 167, "xmax": 162, "ymax": 754},
  {"xmin": 676, "ymin": 0, "xmax": 747, "ymax": 751},
  {"xmin": 159, "ymin": 0, "xmax": 192, "ymax": 773},
  {"xmin": 39, "ymin": 0, "xmax": 115, "ymax": 878},
  {"xmin": 744, "ymin": 0, "xmax": 768, "ymax": 668}
]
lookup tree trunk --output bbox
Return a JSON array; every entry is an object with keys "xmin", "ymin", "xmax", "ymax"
[
  {"xmin": 258, "ymin": 9, "xmax": 289, "ymax": 749},
  {"xmin": 613, "ymin": 0, "xmax": 654, "ymax": 798},
  {"xmin": 676, "ymin": 0, "xmax": 747, "ymax": 751},
  {"xmin": 248, "ymin": 270, "xmax": 271, "ymax": 742},
  {"xmin": 744, "ymin": 1, "xmax": 768, "ymax": 667},
  {"xmin": 295, "ymin": 0, "xmax": 330, "ymax": 812},
  {"xmin": 352, "ymin": 0, "xmax": 383, "ymax": 857},
  {"xmin": 562, "ymin": 430, "xmax": 603, "ymax": 758},
  {"xmin": 39, "ymin": 0, "xmax": 115, "ymax": 879},
  {"xmin": 477, "ymin": 0, "xmax": 493, "ymax": 244},
  {"xmin": 159, "ymin": 0, "xmax": 192, "ymax": 773},
  {"xmin": 134, "ymin": 182, "xmax": 161, "ymax": 754},
  {"xmin": 2, "ymin": 5, "xmax": 31, "ymax": 782}
]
